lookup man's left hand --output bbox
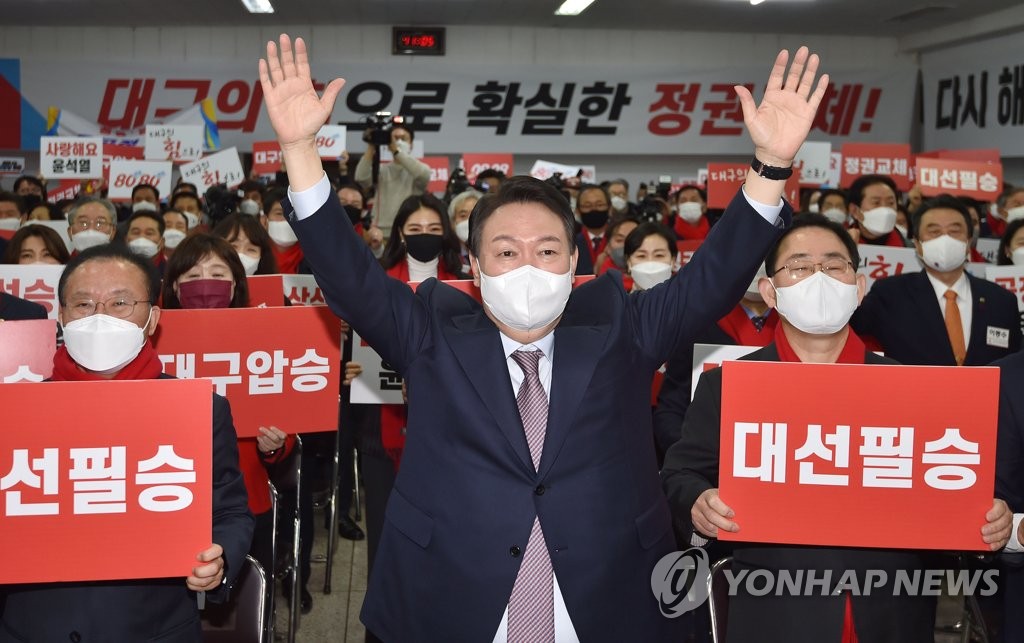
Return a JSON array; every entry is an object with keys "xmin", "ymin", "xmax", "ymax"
[
  {"xmin": 982, "ymin": 498, "xmax": 1012, "ymax": 551},
  {"xmin": 187, "ymin": 544, "xmax": 225, "ymax": 591}
]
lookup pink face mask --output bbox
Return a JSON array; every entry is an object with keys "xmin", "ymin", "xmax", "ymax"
[{"xmin": 177, "ymin": 278, "xmax": 233, "ymax": 309}]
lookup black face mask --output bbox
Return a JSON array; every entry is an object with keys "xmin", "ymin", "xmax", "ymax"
[
  {"xmin": 404, "ymin": 233, "xmax": 444, "ymax": 262},
  {"xmin": 580, "ymin": 209, "xmax": 610, "ymax": 230},
  {"xmin": 343, "ymin": 205, "xmax": 363, "ymax": 226}
]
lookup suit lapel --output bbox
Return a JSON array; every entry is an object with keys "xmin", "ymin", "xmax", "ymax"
[
  {"xmin": 444, "ymin": 312, "xmax": 534, "ymax": 474},
  {"xmin": 540, "ymin": 321, "xmax": 610, "ymax": 479},
  {"xmin": 965, "ymin": 274, "xmax": 988, "ymax": 362},
  {"xmin": 911, "ymin": 272, "xmax": 956, "ymax": 363}
]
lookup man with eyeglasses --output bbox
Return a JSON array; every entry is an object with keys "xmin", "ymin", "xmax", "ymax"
[
  {"xmin": 66, "ymin": 196, "xmax": 117, "ymax": 254},
  {"xmin": 662, "ymin": 214, "xmax": 1012, "ymax": 643},
  {"xmin": 0, "ymin": 244, "xmax": 253, "ymax": 641}
]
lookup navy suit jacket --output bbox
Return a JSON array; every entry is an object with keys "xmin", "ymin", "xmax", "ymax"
[
  {"xmin": 851, "ymin": 270, "xmax": 1021, "ymax": 366},
  {"xmin": 573, "ymin": 230, "xmax": 599, "ymax": 275},
  {"xmin": 0, "ymin": 293, "xmax": 47, "ymax": 321},
  {"xmin": 288, "ymin": 188, "xmax": 788, "ymax": 642}
]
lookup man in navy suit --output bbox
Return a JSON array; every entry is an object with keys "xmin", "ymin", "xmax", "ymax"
[
  {"xmin": 852, "ymin": 195, "xmax": 1021, "ymax": 366},
  {"xmin": 259, "ymin": 34, "xmax": 829, "ymax": 641}
]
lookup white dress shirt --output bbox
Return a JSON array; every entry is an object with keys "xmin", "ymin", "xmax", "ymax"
[
  {"xmin": 925, "ymin": 269, "xmax": 972, "ymax": 345},
  {"xmin": 1007, "ymin": 514, "xmax": 1024, "ymax": 553},
  {"xmin": 406, "ymin": 255, "xmax": 439, "ymax": 282}
]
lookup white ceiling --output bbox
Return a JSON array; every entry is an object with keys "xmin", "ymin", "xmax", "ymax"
[{"xmin": 1, "ymin": 0, "xmax": 1021, "ymax": 39}]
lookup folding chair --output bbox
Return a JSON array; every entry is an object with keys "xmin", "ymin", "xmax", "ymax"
[
  {"xmin": 269, "ymin": 436, "xmax": 303, "ymax": 643},
  {"xmin": 200, "ymin": 555, "xmax": 269, "ymax": 643},
  {"xmin": 707, "ymin": 556, "xmax": 733, "ymax": 643}
]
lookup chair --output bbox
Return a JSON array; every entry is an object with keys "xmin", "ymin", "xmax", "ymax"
[
  {"xmin": 707, "ymin": 556, "xmax": 732, "ymax": 643},
  {"xmin": 200, "ymin": 555, "xmax": 269, "ymax": 643},
  {"xmin": 269, "ymin": 436, "xmax": 303, "ymax": 643}
]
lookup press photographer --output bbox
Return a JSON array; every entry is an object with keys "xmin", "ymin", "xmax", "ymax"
[{"xmin": 354, "ymin": 112, "xmax": 431, "ymax": 237}]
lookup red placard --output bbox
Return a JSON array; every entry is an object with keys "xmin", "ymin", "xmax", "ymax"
[
  {"xmin": 718, "ymin": 361, "xmax": 998, "ymax": 550},
  {"xmin": 840, "ymin": 142, "xmax": 912, "ymax": 190},
  {"xmin": 101, "ymin": 142, "xmax": 145, "ymax": 181},
  {"xmin": 152, "ymin": 306, "xmax": 342, "ymax": 436},
  {"xmin": 422, "ymin": 156, "xmax": 450, "ymax": 194},
  {"xmin": 246, "ymin": 274, "xmax": 284, "ymax": 307},
  {"xmin": 676, "ymin": 239, "xmax": 703, "ymax": 267},
  {"xmin": 706, "ymin": 163, "xmax": 750, "ymax": 209},
  {"xmin": 0, "ymin": 319, "xmax": 56, "ymax": 382},
  {"xmin": 462, "ymin": 154, "xmax": 513, "ymax": 183},
  {"xmin": 252, "ymin": 140, "xmax": 282, "ymax": 176},
  {"xmin": 937, "ymin": 149, "xmax": 1002, "ymax": 164},
  {"xmin": 46, "ymin": 178, "xmax": 82, "ymax": 202},
  {"xmin": 914, "ymin": 157, "xmax": 1003, "ymax": 201},
  {"xmin": 0, "ymin": 379, "xmax": 212, "ymax": 583}
]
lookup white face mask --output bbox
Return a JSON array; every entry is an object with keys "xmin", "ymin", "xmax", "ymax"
[
  {"xmin": 128, "ymin": 237, "xmax": 159, "ymax": 258},
  {"xmin": 821, "ymin": 208, "xmax": 847, "ymax": 226},
  {"xmin": 239, "ymin": 199, "xmax": 261, "ymax": 216},
  {"xmin": 182, "ymin": 211, "xmax": 200, "ymax": 229},
  {"xmin": 895, "ymin": 224, "xmax": 908, "ymax": 239},
  {"xmin": 163, "ymin": 229, "xmax": 186, "ymax": 249},
  {"xmin": 477, "ymin": 262, "xmax": 573, "ymax": 332},
  {"xmin": 860, "ymin": 207, "xmax": 897, "ymax": 236},
  {"xmin": 1006, "ymin": 206, "xmax": 1024, "ymax": 224},
  {"xmin": 455, "ymin": 219, "xmax": 470, "ymax": 244},
  {"xmin": 0, "ymin": 217, "xmax": 20, "ymax": 231},
  {"xmin": 267, "ymin": 219, "xmax": 298, "ymax": 247},
  {"xmin": 72, "ymin": 229, "xmax": 110, "ymax": 253},
  {"xmin": 62, "ymin": 311, "xmax": 151, "ymax": 374},
  {"xmin": 772, "ymin": 271, "xmax": 859, "ymax": 335},
  {"xmin": 610, "ymin": 195, "xmax": 628, "ymax": 212},
  {"xmin": 677, "ymin": 202, "xmax": 703, "ymax": 224},
  {"xmin": 630, "ymin": 261, "xmax": 673, "ymax": 290},
  {"xmin": 1012, "ymin": 248, "xmax": 1024, "ymax": 266},
  {"xmin": 237, "ymin": 251, "xmax": 260, "ymax": 276},
  {"xmin": 132, "ymin": 200, "xmax": 157, "ymax": 213},
  {"xmin": 919, "ymin": 235, "xmax": 967, "ymax": 272},
  {"xmin": 808, "ymin": 203, "xmax": 820, "ymax": 213}
]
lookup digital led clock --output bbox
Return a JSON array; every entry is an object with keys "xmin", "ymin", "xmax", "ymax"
[{"xmin": 392, "ymin": 27, "xmax": 446, "ymax": 56}]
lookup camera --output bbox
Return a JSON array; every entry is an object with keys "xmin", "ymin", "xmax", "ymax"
[
  {"xmin": 637, "ymin": 196, "xmax": 667, "ymax": 224},
  {"xmin": 445, "ymin": 168, "xmax": 474, "ymax": 202},
  {"xmin": 362, "ymin": 111, "xmax": 408, "ymax": 147},
  {"xmin": 204, "ymin": 184, "xmax": 241, "ymax": 224}
]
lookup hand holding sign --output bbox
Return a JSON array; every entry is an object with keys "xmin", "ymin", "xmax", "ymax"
[
  {"xmin": 982, "ymin": 499, "xmax": 1012, "ymax": 551},
  {"xmin": 691, "ymin": 488, "xmax": 738, "ymax": 538},
  {"xmin": 186, "ymin": 543, "xmax": 225, "ymax": 592}
]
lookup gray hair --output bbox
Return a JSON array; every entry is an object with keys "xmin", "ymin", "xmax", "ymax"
[
  {"xmin": 67, "ymin": 196, "xmax": 117, "ymax": 226},
  {"xmin": 448, "ymin": 189, "xmax": 484, "ymax": 221}
]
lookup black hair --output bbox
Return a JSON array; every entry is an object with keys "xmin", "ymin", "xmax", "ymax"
[
  {"xmin": 764, "ymin": 213, "xmax": 861, "ymax": 278},
  {"xmin": 58, "ymin": 243, "xmax": 160, "ymax": 306},
  {"xmin": 848, "ymin": 174, "xmax": 899, "ymax": 209},
  {"xmin": 170, "ymin": 192, "xmax": 201, "ymax": 212},
  {"xmin": 131, "ymin": 183, "xmax": 160, "ymax": 201},
  {"xmin": 818, "ymin": 188, "xmax": 849, "ymax": 210},
  {"xmin": 576, "ymin": 183, "xmax": 610, "ymax": 210},
  {"xmin": 623, "ymin": 222, "xmax": 677, "ymax": 259},
  {"xmin": 910, "ymin": 194, "xmax": 974, "ymax": 240},
  {"xmin": 674, "ymin": 185, "xmax": 707, "ymax": 203},
  {"xmin": 161, "ymin": 233, "xmax": 250, "ymax": 309},
  {"xmin": 13, "ymin": 175, "xmax": 44, "ymax": 194},
  {"xmin": 468, "ymin": 176, "xmax": 576, "ymax": 258},
  {"xmin": 212, "ymin": 213, "xmax": 280, "ymax": 275},
  {"xmin": 125, "ymin": 210, "xmax": 166, "ymax": 236},
  {"xmin": 0, "ymin": 190, "xmax": 25, "ymax": 214},
  {"xmin": 997, "ymin": 219, "xmax": 1024, "ymax": 266},
  {"xmin": 382, "ymin": 193, "xmax": 464, "ymax": 275}
]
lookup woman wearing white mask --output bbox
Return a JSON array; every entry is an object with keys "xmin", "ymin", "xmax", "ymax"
[
  {"xmin": 259, "ymin": 190, "xmax": 307, "ymax": 274},
  {"xmin": 624, "ymin": 222, "xmax": 677, "ymax": 292},
  {"xmin": 2, "ymin": 224, "xmax": 69, "ymax": 265},
  {"xmin": 672, "ymin": 185, "xmax": 710, "ymax": 241},
  {"xmin": 448, "ymin": 189, "xmax": 482, "ymax": 269},
  {"xmin": 997, "ymin": 219, "xmax": 1024, "ymax": 267},
  {"xmin": 213, "ymin": 212, "xmax": 279, "ymax": 277},
  {"xmin": 847, "ymin": 174, "xmax": 910, "ymax": 248}
]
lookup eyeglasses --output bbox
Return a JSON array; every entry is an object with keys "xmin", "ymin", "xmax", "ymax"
[
  {"xmin": 66, "ymin": 297, "xmax": 150, "ymax": 319},
  {"xmin": 775, "ymin": 260, "xmax": 854, "ymax": 281},
  {"xmin": 71, "ymin": 219, "xmax": 113, "ymax": 232}
]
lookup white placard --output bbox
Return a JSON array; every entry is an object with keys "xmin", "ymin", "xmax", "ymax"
[
  {"xmin": 350, "ymin": 330, "xmax": 404, "ymax": 404},
  {"xmin": 315, "ymin": 125, "xmax": 347, "ymax": 160},
  {"xmin": 856, "ymin": 245, "xmax": 921, "ymax": 292},
  {"xmin": 106, "ymin": 160, "xmax": 173, "ymax": 202},
  {"xmin": 795, "ymin": 141, "xmax": 832, "ymax": 186},
  {"xmin": 528, "ymin": 160, "xmax": 596, "ymax": 183},
  {"xmin": 825, "ymin": 152, "xmax": 843, "ymax": 188},
  {"xmin": 282, "ymin": 274, "xmax": 326, "ymax": 306},
  {"xmin": 144, "ymin": 124, "xmax": 203, "ymax": 162},
  {"xmin": 179, "ymin": 147, "xmax": 245, "ymax": 190},
  {"xmin": 0, "ymin": 157, "xmax": 26, "ymax": 176},
  {"xmin": 0, "ymin": 264, "xmax": 66, "ymax": 320},
  {"xmin": 965, "ymin": 262, "xmax": 990, "ymax": 280},
  {"xmin": 976, "ymin": 238, "xmax": 1001, "ymax": 264},
  {"xmin": 379, "ymin": 139, "xmax": 425, "ymax": 162},
  {"xmin": 690, "ymin": 344, "xmax": 764, "ymax": 400},
  {"xmin": 20, "ymin": 220, "xmax": 72, "ymax": 253},
  {"xmin": 39, "ymin": 136, "xmax": 103, "ymax": 179}
]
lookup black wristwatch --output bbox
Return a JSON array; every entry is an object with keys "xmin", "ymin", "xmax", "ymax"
[{"xmin": 750, "ymin": 157, "xmax": 794, "ymax": 181}]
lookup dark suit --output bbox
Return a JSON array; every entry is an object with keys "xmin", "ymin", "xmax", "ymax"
[
  {"xmin": 0, "ymin": 293, "xmax": 47, "ymax": 321},
  {"xmin": 288, "ymin": 187, "xmax": 787, "ymax": 642},
  {"xmin": 573, "ymin": 229, "xmax": 602, "ymax": 276},
  {"xmin": 661, "ymin": 344, "xmax": 935, "ymax": 643},
  {"xmin": 851, "ymin": 271, "xmax": 1021, "ymax": 366},
  {"xmin": 0, "ymin": 385, "xmax": 253, "ymax": 643},
  {"xmin": 995, "ymin": 350, "xmax": 1024, "ymax": 641}
]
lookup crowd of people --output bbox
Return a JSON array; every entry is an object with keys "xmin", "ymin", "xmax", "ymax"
[{"xmin": 1, "ymin": 34, "xmax": 1024, "ymax": 642}]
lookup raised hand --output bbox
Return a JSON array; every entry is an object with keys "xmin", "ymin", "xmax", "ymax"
[
  {"xmin": 736, "ymin": 46, "xmax": 829, "ymax": 168},
  {"xmin": 260, "ymin": 34, "xmax": 344, "ymax": 150}
]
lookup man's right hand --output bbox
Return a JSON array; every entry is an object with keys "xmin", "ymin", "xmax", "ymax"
[{"xmin": 691, "ymin": 488, "xmax": 739, "ymax": 538}]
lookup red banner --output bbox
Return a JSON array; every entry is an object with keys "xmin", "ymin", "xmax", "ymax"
[
  {"xmin": 246, "ymin": 274, "xmax": 284, "ymax": 308},
  {"xmin": 676, "ymin": 239, "xmax": 703, "ymax": 267},
  {"xmin": 718, "ymin": 361, "xmax": 998, "ymax": 550},
  {"xmin": 0, "ymin": 379, "xmax": 213, "ymax": 583},
  {"xmin": 422, "ymin": 156, "xmax": 450, "ymax": 194},
  {"xmin": 153, "ymin": 306, "xmax": 342, "ymax": 436},
  {"xmin": 0, "ymin": 319, "xmax": 56, "ymax": 382},
  {"xmin": 840, "ymin": 142, "xmax": 913, "ymax": 191},
  {"xmin": 461, "ymin": 154, "xmax": 513, "ymax": 183},
  {"xmin": 251, "ymin": 140, "xmax": 282, "ymax": 176},
  {"xmin": 914, "ymin": 157, "xmax": 1003, "ymax": 201},
  {"xmin": 937, "ymin": 149, "xmax": 1002, "ymax": 164},
  {"xmin": 101, "ymin": 142, "xmax": 145, "ymax": 182},
  {"xmin": 705, "ymin": 163, "xmax": 798, "ymax": 210}
]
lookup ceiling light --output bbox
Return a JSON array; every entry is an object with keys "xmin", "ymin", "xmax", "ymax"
[
  {"xmin": 241, "ymin": 0, "xmax": 274, "ymax": 13},
  {"xmin": 750, "ymin": 0, "xmax": 766, "ymax": 4},
  {"xmin": 555, "ymin": 0, "xmax": 597, "ymax": 16}
]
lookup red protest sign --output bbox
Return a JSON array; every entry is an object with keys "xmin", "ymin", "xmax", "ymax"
[
  {"xmin": 422, "ymin": 156, "xmax": 450, "ymax": 193},
  {"xmin": 46, "ymin": 179, "xmax": 82, "ymax": 203},
  {"xmin": 706, "ymin": 163, "xmax": 750, "ymax": 209},
  {"xmin": 937, "ymin": 149, "xmax": 1001, "ymax": 164},
  {"xmin": 251, "ymin": 141, "xmax": 282, "ymax": 176},
  {"xmin": 0, "ymin": 319, "xmax": 56, "ymax": 382},
  {"xmin": 153, "ymin": 306, "xmax": 341, "ymax": 436},
  {"xmin": 718, "ymin": 361, "xmax": 998, "ymax": 550},
  {"xmin": 102, "ymin": 143, "xmax": 145, "ymax": 181},
  {"xmin": 0, "ymin": 379, "xmax": 213, "ymax": 583},
  {"xmin": 246, "ymin": 274, "xmax": 284, "ymax": 307},
  {"xmin": 676, "ymin": 239, "xmax": 703, "ymax": 267},
  {"xmin": 462, "ymin": 154, "xmax": 513, "ymax": 183},
  {"xmin": 915, "ymin": 157, "xmax": 1003, "ymax": 201},
  {"xmin": 840, "ymin": 142, "xmax": 912, "ymax": 191}
]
